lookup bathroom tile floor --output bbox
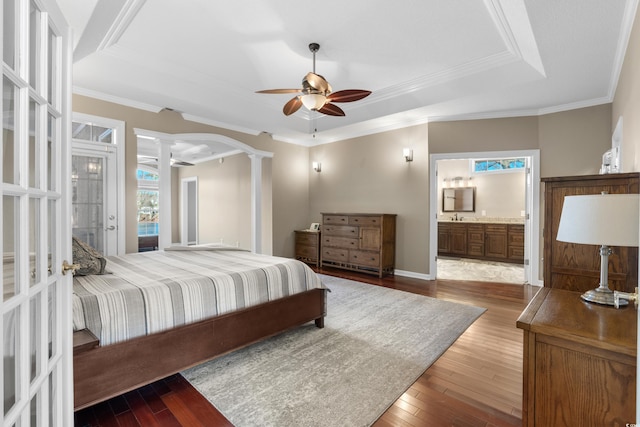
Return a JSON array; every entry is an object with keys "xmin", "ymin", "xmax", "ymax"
[{"xmin": 437, "ymin": 257, "xmax": 526, "ymax": 284}]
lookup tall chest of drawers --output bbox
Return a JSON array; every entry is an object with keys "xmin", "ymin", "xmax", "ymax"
[{"xmin": 320, "ymin": 213, "xmax": 396, "ymax": 278}]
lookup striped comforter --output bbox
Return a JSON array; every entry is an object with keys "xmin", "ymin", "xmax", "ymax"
[{"xmin": 72, "ymin": 248, "xmax": 324, "ymax": 347}]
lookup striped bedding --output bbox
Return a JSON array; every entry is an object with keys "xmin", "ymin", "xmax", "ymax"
[{"xmin": 72, "ymin": 248, "xmax": 324, "ymax": 347}]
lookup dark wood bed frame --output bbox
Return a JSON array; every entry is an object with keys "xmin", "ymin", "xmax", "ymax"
[{"xmin": 73, "ymin": 287, "xmax": 327, "ymax": 410}]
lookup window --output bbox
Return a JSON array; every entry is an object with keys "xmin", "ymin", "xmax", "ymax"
[
  {"xmin": 137, "ymin": 167, "xmax": 159, "ymax": 238},
  {"xmin": 472, "ymin": 158, "xmax": 525, "ymax": 174},
  {"xmin": 137, "ymin": 190, "xmax": 159, "ymax": 236},
  {"xmin": 72, "ymin": 121, "xmax": 113, "ymax": 143}
]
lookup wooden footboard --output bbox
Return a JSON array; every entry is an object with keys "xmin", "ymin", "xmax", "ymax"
[{"xmin": 73, "ymin": 287, "xmax": 327, "ymax": 410}]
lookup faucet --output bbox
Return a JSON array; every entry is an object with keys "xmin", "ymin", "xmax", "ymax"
[{"xmin": 451, "ymin": 213, "xmax": 458, "ymax": 221}]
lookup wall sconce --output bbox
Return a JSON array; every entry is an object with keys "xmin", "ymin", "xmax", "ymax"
[
  {"xmin": 403, "ymin": 148, "xmax": 413, "ymax": 162},
  {"xmin": 312, "ymin": 161, "xmax": 321, "ymax": 172}
]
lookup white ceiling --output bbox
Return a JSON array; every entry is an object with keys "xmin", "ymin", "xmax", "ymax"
[{"xmin": 59, "ymin": 0, "xmax": 637, "ymax": 147}]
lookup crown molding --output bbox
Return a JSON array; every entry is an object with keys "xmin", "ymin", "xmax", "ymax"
[
  {"xmin": 608, "ymin": 0, "xmax": 640, "ymax": 99},
  {"xmin": 73, "ymin": 86, "xmax": 163, "ymax": 112}
]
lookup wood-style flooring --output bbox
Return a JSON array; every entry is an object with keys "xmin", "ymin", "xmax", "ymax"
[{"xmin": 74, "ymin": 266, "xmax": 538, "ymax": 427}]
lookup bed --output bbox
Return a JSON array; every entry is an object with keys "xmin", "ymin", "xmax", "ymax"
[{"xmin": 72, "ymin": 244, "xmax": 327, "ymax": 410}]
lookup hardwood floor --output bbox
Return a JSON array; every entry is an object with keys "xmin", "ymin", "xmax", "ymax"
[{"xmin": 74, "ymin": 267, "xmax": 538, "ymax": 426}]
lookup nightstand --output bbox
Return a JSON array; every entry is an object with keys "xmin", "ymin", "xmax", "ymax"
[
  {"xmin": 517, "ymin": 287, "xmax": 636, "ymax": 426},
  {"xmin": 294, "ymin": 230, "xmax": 320, "ymax": 267}
]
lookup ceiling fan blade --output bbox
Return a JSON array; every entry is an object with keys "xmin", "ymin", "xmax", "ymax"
[
  {"xmin": 172, "ymin": 160, "xmax": 194, "ymax": 167},
  {"xmin": 305, "ymin": 72, "xmax": 330, "ymax": 93},
  {"xmin": 256, "ymin": 89, "xmax": 302, "ymax": 94},
  {"xmin": 318, "ymin": 102, "xmax": 345, "ymax": 117},
  {"xmin": 283, "ymin": 96, "xmax": 303, "ymax": 116},
  {"xmin": 327, "ymin": 89, "xmax": 372, "ymax": 103}
]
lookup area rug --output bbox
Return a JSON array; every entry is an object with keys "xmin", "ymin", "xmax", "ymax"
[{"xmin": 181, "ymin": 274, "xmax": 486, "ymax": 427}]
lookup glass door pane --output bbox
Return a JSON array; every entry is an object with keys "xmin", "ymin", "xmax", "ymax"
[
  {"xmin": 3, "ymin": 0, "xmax": 17, "ymax": 69},
  {"xmin": 3, "ymin": 76, "xmax": 18, "ymax": 184},
  {"xmin": 3, "ymin": 195, "xmax": 19, "ymax": 301},
  {"xmin": 3, "ymin": 309, "xmax": 18, "ymax": 415},
  {"xmin": 72, "ymin": 155, "xmax": 105, "ymax": 252}
]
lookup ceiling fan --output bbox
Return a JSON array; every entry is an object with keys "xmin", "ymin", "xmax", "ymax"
[
  {"xmin": 256, "ymin": 43, "xmax": 371, "ymax": 117},
  {"xmin": 137, "ymin": 154, "xmax": 194, "ymax": 167}
]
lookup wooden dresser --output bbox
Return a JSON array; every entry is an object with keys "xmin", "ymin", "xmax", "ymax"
[
  {"xmin": 320, "ymin": 213, "xmax": 396, "ymax": 277},
  {"xmin": 294, "ymin": 230, "xmax": 320, "ymax": 267},
  {"xmin": 542, "ymin": 173, "xmax": 639, "ymax": 293},
  {"xmin": 517, "ymin": 287, "xmax": 636, "ymax": 426}
]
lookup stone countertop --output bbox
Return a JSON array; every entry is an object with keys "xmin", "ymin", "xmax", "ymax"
[{"xmin": 438, "ymin": 217, "xmax": 525, "ymax": 225}]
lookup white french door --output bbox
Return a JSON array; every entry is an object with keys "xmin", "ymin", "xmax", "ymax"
[
  {"xmin": 2, "ymin": 0, "xmax": 73, "ymax": 426},
  {"xmin": 71, "ymin": 113, "xmax": 125, "ymax": 256},
  {"xmin": 71, "ymin": 147, "xmax": 118, "ymax": 256}
]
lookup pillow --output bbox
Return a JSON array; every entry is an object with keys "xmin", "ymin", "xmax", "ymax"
[{"xmin": 72, "ymin": 237, "xmax": 107, "ymax": 275}]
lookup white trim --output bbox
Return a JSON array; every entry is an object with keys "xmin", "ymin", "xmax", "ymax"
[
  {"xmin": 608, "ymin": 0, "xmax": 640, "ymax": 100},
  {"xmin": 394, "ymin": 269, "xmax": 432, "ymax": 281},
  {"xmin": 157, "ymin": 141, "xmax": 172, "ymax": 250},
  {"xmin": 249, "ymin": 154, "xmax": 263, "ymax": 253},
  {"xmin": 430, "ymin": 149, "xmax": 542, "ymax": 286}
]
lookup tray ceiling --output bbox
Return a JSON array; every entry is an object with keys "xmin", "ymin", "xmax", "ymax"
[{"xmin": 59, "ymin": 0, "xmax": 637, "ymax": 146}]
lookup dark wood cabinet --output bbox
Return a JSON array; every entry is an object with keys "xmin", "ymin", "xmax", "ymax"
[
  {"xmin": 321, "ymin": 213, "xmax": 396, "ymax": 277},
  {"xmin": 450, "ymin": 224, "xmax": 467, "ymax": 255},
  {"xmin": 517, "ymin": 287, "xmax": 636, "ymax": 426},
  {"xmin": 542, "ymin": 173, "xmax": 639, "ymax": 293},
  {"xmin": 294, "ymin": 230, "xmax": 320, "ymax": 267},
  {"xmin": 438, "ymin": 223, "xmax": 451, "ymax": 253},
  {"xmin": 484, "ymin": 224, "xmax": 508, "ymax": 259},
  {"xmin": 467, "ymin": 224, "xmax": 485, "ymax": 257},
  {"xmin": 508, "ymin": 225, "xmax": 525, "ymax": 261},
  {"xmin": 438, "ymin": 221, "xmax": 523, "ymax": 264}
]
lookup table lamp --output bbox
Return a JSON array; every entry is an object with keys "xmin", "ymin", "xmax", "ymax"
[{"xmin": 556, "ymin": 193, "xmax": 639, "ymax": 306}]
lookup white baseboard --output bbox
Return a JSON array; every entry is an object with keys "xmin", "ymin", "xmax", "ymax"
[{"xmin": 394, "ymin": 269, "xmax": 432, "ymax": 281}]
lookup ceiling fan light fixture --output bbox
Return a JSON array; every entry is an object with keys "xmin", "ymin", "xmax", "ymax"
[{"xmin": 301, "ymin": 93, "xmax": 327, "ymax": 111}]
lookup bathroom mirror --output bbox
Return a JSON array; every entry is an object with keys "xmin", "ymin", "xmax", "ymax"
[{"xmin": 443, "ymin": 187, "xmax": 475, "ymax": 212}]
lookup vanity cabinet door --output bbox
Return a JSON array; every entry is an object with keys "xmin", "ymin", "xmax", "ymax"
[
  {"xmin": 485, "ymin": 224, "xmax": 508, "ymax": 259},
  {"xmin": 438, "ymin": 223, "xmax": 451, "ymax": 253},
  {"xmin": 450, "ymin": 224, "xmax": 467, "ymax": 255}
]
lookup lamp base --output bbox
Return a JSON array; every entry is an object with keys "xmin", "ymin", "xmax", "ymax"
[{"xmin": 581, "ymin": 287, "xmax": 628, "ymax": 306}]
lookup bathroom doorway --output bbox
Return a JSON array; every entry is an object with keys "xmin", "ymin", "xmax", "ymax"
[{"xmin": 429, "ymin": 150, "xmax": 541, "ymax": 285}]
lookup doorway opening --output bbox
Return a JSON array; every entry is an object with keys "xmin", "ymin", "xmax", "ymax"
[
  {"xmin": 181, "ymin": 177, "xmax": 198, "ymax": 246},
  {"xmin": 429, "ymin": 150, "xmax": 541, "ymax": 285}
]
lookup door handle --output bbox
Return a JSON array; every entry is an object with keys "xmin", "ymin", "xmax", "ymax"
[
  {"xmin": 62, "ymin": 260, "xmax": 79, "ymax": 276},
  {"xmin": 105, "ymin": 225, "xmax": 116, "ymax": 231}
]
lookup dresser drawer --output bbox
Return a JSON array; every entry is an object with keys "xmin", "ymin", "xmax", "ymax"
[
  {"xmin": 322, "ymin": 247, "xmax": 348, "ymax": 262},
  {"xmin": 349, "ymin": 216, "xmax": 382, "ymax": 227},
  {"xmin": 349, "ymin": 250, "xmax": 380, "ymax": 267},
  {"xmin": 322, "ymin": 236, "xmax": 358, "ymax": 248},
  {"xmin": 295, "ymin": 232, "xmax": 318, "ymax": 246},
  {"xmin": 323, "ymin": 215, "xmax": 349, "ymax": 225},
  {"xmin": 322, "ymin": 225, "xmax": 358, "ymax": 237}
]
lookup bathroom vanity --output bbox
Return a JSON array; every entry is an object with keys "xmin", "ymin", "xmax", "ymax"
[{"xmin": 437, "ymin": 220, "xmax": 524, "ymax": 264}]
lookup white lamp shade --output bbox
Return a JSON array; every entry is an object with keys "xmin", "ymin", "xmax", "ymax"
[
  {"xmin": 301, "ymin": 94, "xmax": 326, "ymax": 110},
  {"xmin": 556, "ymin": 194, "xmax": 639, "ymax": 247}
]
